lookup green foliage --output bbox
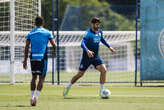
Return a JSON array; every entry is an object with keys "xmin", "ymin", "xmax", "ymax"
[
  {"xmin": 88, "ymin": 7, "xmax": 135, "ymax": 30},
  {"xmin": 61, "ymin": 6, "xmax": 135, "ymax": 31},
  {"xmin": 0, "ymin": 0, "xmax": 136, "ymax": 31},
  {"xmin": 41, "ymin": 0, "xmax": 109, "ymax": 30},
  {"xmin": 63, "ymin": 0, "xmax": 108, "ymax": 6},
  {"xmin": 41, "ymin": 0, "xmax": 135, "ymax": 30},
  {"xmin": 105, "ymin": 0, "xmax": 136, "ymax": 5}
]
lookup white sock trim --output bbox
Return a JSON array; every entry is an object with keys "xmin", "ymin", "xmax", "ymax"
[
  {"xmin": 31, "ymin": 91, "xmax": 34, "ymax": 98},
  {"xmin": 100, "ymin": 84, "xmax": 104, "ymax": 91},
  {"xmin": 36, "ymin": 90, "xmax": 40, "ymax": 100},
  {"xmin": 66, "ymin": 82, "xmax": 72, "ymax": 89}
]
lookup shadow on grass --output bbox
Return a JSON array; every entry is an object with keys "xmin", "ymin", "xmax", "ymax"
[
  {"xmin": 0, "ymin": 105, "xmax": 32, "ymax": 107},
  {"xmin": 63, "ymin": 96, "xmax": 106, "ymax": 100}
]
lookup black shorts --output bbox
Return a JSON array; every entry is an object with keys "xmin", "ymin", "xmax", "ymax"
[{"xmin": 30, "ymin": 59, "xmax": 48, "ymax": 77}]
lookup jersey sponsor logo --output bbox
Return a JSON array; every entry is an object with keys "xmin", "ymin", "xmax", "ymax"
[
  {"xmin": 158, "ymin": 28, "xmax": 164, "ymax": 58},
  {"xmin": 94, "ymin": 38, "xmax": 100, "ymax": 43}
]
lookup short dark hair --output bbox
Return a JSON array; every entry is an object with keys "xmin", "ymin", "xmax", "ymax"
[
  {"xmin": 90, "ymin": 17, "xmax": 101, "ymax": 24},
  {"xmin": 35, "ymin": 16, "xmax": 44, "ymax": 26}
]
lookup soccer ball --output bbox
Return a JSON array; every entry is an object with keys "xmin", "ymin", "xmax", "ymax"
[{"xmin": 100, "ymin": 89, "xmax": 111, "ymax": 99}]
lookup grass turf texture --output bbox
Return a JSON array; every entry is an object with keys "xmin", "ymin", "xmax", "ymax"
[
  {"xmin": 0, "ymin": 71, "xmax": 139, "ymax": 83},
  {"xmin": 0, "ymin": 84, "xmax": 164, "ymax": 110}
]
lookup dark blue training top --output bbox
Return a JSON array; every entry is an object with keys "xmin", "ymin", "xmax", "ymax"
[
  {"xmin": 81, "ymin": 29, "xmax": 110, "ymax": 57},
  {"xmin": 26, "ymin": 26, "xmax": 53, "ymax": 60}
]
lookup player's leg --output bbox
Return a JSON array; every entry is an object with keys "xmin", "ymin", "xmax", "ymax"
[
  {"xmin": 96, "ymin": 64, "xmax": 107, "ymax": 84},
  {"xmin": 67, "ymin": 70, "xmax": 86, "ymax": 89},
  {"xmin": 36, "ymin": 75, "xmax": 45, "ymax": 100},
  {"xmin": 71, "ymin": 57, "xmax": 90, "ymax": 84},
  {"xmin": 63, "ymin": 70, "xmax": 86, "ymax": 97},
  {"xmin": 92, "ymin": 56, "xmax": 106, "ymax": 93},
  {"xmin": 96, "ymin": 64, "xmax": 107, "ymax": 94},
  {"xmin": 63, "ymin": 57, "xmax": 90, "ymax": 97},
  {"xmin": 36, "ymin": 59, "xmax": 47, "ymax": 100},
  {"xmin": 30, "ymin": 60, "xmax": 38, "ymax": 106},
  {"xmin": 71, "ymin": 70, "xmax": 86, "ymax": 84},
  {"xmin": 31, "ymin": 74, "xmax": 37, "ymax": 98}
]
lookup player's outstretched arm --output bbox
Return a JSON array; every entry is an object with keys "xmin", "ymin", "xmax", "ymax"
[
  {"xmin": 100, "ymin": 35, "xmax": 115, "ymax": 54},
  {"xmin": 50, "ymin": 39, "xmax": 57, "ymax": 57},
  {"xmin": 101, "ymin": 37, "xmax": 110, "ymax": 48}
]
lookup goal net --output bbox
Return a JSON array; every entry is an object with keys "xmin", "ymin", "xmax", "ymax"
[
  {"xmin": 0, "ymin": 30, "xmax": 140, "ymax": 83},
  {"xmin": 0, "ymin": 2, "xmax": 140, "ymax": 84},
  {"xmin": 0, "ymin": 0, "xmax": 41, "ymax": 83},
  {"xmin": 58, "ymin": 31, "xmax": 140, "ymax": 83}
]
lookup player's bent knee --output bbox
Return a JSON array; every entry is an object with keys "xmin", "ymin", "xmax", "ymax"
[
  {"xmin": 100, "ymin": 66, "xmax": 107, "ymax": 73},
  {"xmin": 101, "ymin": 71, "xmax": 106, "ymax": 75},
  {"xmin": 103, "ymin": 66, "xmax": 107, "ymax": 73},
  {"xmin": 104, "ymin": 68, "xmax": 107, "ymax": 73},
  {"xmin": 101, "ymin": 69, "xmax": 107, "ymax": 74}
]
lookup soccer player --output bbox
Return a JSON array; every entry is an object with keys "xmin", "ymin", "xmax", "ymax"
[
  {"xmin": 23, "ymin": 16, "xmax": 56, "ymax": 106},
  {"xmin": 63, "ymin": 17, "xmax": 115, "ymax": 98}
]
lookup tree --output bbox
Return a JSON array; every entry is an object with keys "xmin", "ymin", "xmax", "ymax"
[
  {"xmin": 104, "ymin": 0, "xmax": 136, "ymax": 5},
  {"xmin": 60, "ymin": 6, "xmax": 135, "ymax": 31},
  {"xmin": 41, "ymin": 0, "xmax": 108, "ymax": 30}
]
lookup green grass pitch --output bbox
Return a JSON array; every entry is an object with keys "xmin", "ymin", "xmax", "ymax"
[
  {"xmin": 0, "ymin": 84, "xmax": 164, "ymax": 110},
  {"xmin": 0, "ymin": 71, "xmax": 139, "ymax": 83}
]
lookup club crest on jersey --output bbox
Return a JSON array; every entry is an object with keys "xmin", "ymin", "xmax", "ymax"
[{"xmin": 96, "ymin": 32, "xmax": 101, "ymax": 36}]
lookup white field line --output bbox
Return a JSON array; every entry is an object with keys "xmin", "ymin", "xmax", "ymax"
[{"xmin": 72, "ymin": 94, "xmax": 164, "ymax": 98}]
